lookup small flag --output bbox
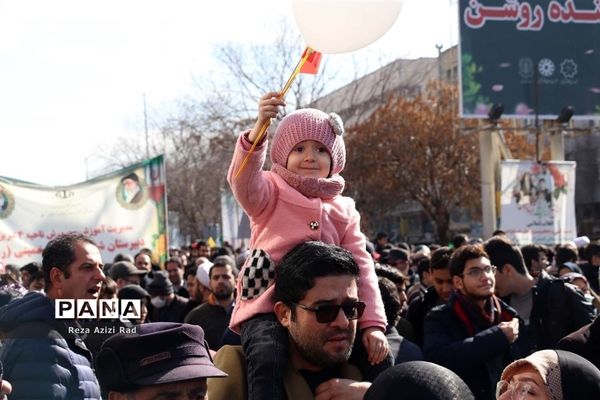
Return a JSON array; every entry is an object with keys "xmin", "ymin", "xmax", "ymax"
[{"xmin": 300, "ymin": 49, "xmax": 322, "ymax": 74}]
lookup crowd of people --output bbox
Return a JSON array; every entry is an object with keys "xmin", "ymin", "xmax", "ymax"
[
  {"xmin": 1, "ymin": 95, "xmax": 600, "ymax": 400},
  {"xmin": 0, "ymin": 233, "xmax": 598, "ymax": 399}
]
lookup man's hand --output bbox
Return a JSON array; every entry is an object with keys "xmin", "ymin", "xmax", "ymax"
[
  {"xmin": 362, "ymin": 327, "xmax": 389, "ymax": 365},
  {"xmin": 315, "ymin": 378, "xmax": 371, "ymax": 400},
  {"xmin": 499, "ymin": 318, "xmax": 519, "ymax": 343}
]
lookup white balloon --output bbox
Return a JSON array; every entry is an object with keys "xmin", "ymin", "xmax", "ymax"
[{"xmin": 293, "ymin": 0, "xmax": 403, "ymax": 54}]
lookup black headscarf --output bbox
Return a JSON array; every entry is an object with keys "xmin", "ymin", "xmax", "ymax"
[
  {"xmin": 364, "ymin": 361, "xmax": 474, "ymax": 400},
  {"xmin": 557, "ymin": 350, "xmax": 600, "ymax": 399}
]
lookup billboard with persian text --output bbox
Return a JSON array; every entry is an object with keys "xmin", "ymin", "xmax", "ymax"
[{"xmin": 459, "ymin": 0, "xmax": 600, "ymax": 119}]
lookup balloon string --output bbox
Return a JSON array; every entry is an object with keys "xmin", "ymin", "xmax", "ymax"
[{"xmin": 234, "ymin": 47, "xmax": 314, "ymax": 178}]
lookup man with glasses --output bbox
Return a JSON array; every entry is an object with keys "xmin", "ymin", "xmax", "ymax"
[
  {"xmin": 486, "ymin": 236, "xmax": 594, "ymax": 352},
  {"xmin": 423, "ymin": 244, "xmax": 523, "ymax": 400},
  {"xmin": 207, "ymin": 241, "xmax": 371, "ymax": 400}
]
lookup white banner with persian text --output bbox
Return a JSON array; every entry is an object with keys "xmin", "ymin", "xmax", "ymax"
[
  {"xmin": 500, "ymin": 160, "xmax": 576, "ymax": 245},
  {"xmin": 0, "ymin": 156, "xmax": 168, "ymax": 266}
]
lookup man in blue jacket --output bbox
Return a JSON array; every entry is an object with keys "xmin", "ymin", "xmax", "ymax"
[
  {"xmin": 0, "ymin": 232, "xmax": 104, "ymax": 399},
  {"xmin": 423, "ymin": 244, "xmax": 523, "ymax": 400}
]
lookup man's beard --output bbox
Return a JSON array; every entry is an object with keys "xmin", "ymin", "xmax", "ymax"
[
  {"xmin": 291, "ymin": 326, "xmax": 355, "ymax": 368},
  {"xmin": 462, "ymin": 287, "xmax": 493, "ymax": 302},
  {"xmin": 213, "ymin": 286, "xmax": 233, "ymax": 300}
]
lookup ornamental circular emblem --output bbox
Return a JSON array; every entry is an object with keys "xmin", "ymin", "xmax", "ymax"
[
  {"xmin": 115, "ymin": 172, "xmax": 149, "ymax": 210},
  {"xmin": 0, "ymin": 185, "xmax": 15, "ymax": 219},
  {"xmin": 538, "ymin": 58, "xmax": 555, "ymax": 78}
]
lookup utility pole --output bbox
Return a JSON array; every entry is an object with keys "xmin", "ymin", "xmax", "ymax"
[
  {"xmin": 436, "ymin": 44, "xmax": 444, "ymax": 81},
  {"xmin": 144, "ymin": 93, "xmax": 149, "ymax": 159}
]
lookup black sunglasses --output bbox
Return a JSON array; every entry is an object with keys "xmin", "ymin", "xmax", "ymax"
[{"xmin": 293, "ymin": 301, "xmax": 366, "ymax": 323}]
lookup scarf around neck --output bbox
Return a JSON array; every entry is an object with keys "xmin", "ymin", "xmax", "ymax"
[
  {"xmin": 453, "ymin": 291, "xmax": 513, "ymax": 336},
  {"xmin": 271, "ymin": 163, "xmax": 345, "ymax": 199}
]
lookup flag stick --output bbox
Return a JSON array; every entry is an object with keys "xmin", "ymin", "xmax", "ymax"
[{"xmin": 234, "ymin": 47, "xmax": 315, "ymax": 178}]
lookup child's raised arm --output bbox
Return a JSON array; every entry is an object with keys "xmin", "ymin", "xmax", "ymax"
[{"xmin": 247, "ymin": 92, "xmax": 286, "ymax": 143}]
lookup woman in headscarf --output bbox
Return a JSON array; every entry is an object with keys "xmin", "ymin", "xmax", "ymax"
[
  {"xmin": 364, "ymin": 361, "xmax": 474, "ymax": 400},
  {"xmin": 496, "ymin": 349, "xmax": 600, "ymax": 399}
]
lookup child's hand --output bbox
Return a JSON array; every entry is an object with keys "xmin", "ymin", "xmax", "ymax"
[
  {"xmin": 362, "ymin": 327, "xmax": 389, "ymax": 365},
  {"xmin": 248, "ymin": 92, "xmax": 286, "ymax": 143}
]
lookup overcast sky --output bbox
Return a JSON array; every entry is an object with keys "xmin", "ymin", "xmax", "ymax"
[{"xmin": 0, "ymin": 0, "xmax": 457, "ymax": 186}]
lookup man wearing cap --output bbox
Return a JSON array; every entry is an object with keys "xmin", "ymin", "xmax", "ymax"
[
  {"xmin": 96, "ymin": 322, "xmax": 227, "ymax": 400},
  {"xmin": 109, "ymin": 260, "xmax": 147, "ymax": 290},
  {"xmin": 208, "ymin": 241, "xmax": 370, "ymax": 400},
  {"xmin": 0, "ymin": 232, "xmax": 103, "ymax": 399},
  {"xmin": 147, "ymin": 270, "xmax": 189, "ymax": 323}
]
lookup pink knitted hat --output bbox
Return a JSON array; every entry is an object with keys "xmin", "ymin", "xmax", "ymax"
[{"xmin": 270, "ymin": 108, "xmax": 346, "ymax": 176}]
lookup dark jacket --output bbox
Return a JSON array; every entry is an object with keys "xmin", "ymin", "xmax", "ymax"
[
  {"xmin": 526, "ymin": 272, "xmax": 595, "ymax": 350},
  {"xmin": 0, "ymin": 292, "xmax": 101, "ymax": 400},
  {"xmin": 423, "ymin": 294, "xmax": 525, "ymax": 400},
  {"xmin": 184, "ymin": 295, "xmax": 233, "ymax": 351},
  {"xmin": 557, "ymin": 315, "xmax": 600, "ymax": 370},
  {"xmin": 150, "ymin": 294, "xmax": 189, "ymax": 323},
  {"xmin": 407, "ymin": 286, "xmax": 444, "ymax": 347},
  {"xmin": 386, "ymin": 325, "xmax": 423, "ymax": 365},
  {"xmin": 580, "ymin": 262, "xmax": 599, "ymax": 294}
]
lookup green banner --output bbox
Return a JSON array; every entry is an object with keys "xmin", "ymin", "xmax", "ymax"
[{"xmin": 459, "ymin": 0, "xmax": 600, "ymax": 119}]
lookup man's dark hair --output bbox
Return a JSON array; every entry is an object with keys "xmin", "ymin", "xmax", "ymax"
[
  {"xmin": 165, "ymin": 257, "xmax": 183, "ymax": 269},
  {"xmin": 274, "ymin": 241, "xmax": 359, "ymax": 307},
  {"xmin": 449, "ymin": 244, "xmax": 490, "ymax": 277},
  {"xmin": 430, "ymin": 246, "xmax": 453, "ymax": 271},
  {"xmin": 20, "ymin": 261, "xmax": 42, "ymax": 275},
  {"xmin": 378, "ymin": 277, "xmax": 400, "ymax": 326},
  {"xmin": 374, "ymin": 264, "xmax": 407, "ymax": 286},
  {"xmin": 213, "ymin": 246, "xmax": 233, "ymax": 258},
  {"xmin": 375, "ymin": 232, "xmax": 388, "ymax": 241},
  {"xmin": 484, "ymin": 236, "xmax": 527, "ymax": 275},
  {"xmin": 192, "ymin": 240, "xmax": 208, "ymax": 249},
  {"xmin": 492, "ymin": 229, "xmax": 506, "ymax": 237},
  {"xmin": 520, "ymin": 244, "xmax": 548, "ymax": 269},
  {"xmin": 554, "ymin": 244, "xmax": 578, "ymax": 266},
  {"xmin": 585, "ymin": 241, "xmax": 600, "ymax": 264},
  {"xmin": 112, "ymin": 253, "xmax": 133, "ymax": 263},
  {"xmin": 42, "ymin": 232, "xmax": 96, "ymax": 288},
  {"xmin": 451, "ymin": 234, "xmax": 469, "ymax": 249},
  {"xmin": 184, "ymin": 265, "xmax": 197, "ymax": 279},
  {"xmin": 100, "ymin": 276, "xmax": 118, "ymax": 299},
  {"xmin": 209, "ymin": 256, "xmax": 238, "ymax": 278},
  {"xmin": 416, "ymin": 258, "xmax": 430, "ymax": 281}
]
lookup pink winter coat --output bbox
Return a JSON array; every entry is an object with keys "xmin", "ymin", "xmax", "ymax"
[{"xmin": 227, "ymin": 132, "xmax": 387, "ymax": 333}]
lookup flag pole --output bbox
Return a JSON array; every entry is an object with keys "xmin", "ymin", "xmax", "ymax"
[{"xmin": 234, "ymin": 47, "xmax": 315, "ymax": 178}]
